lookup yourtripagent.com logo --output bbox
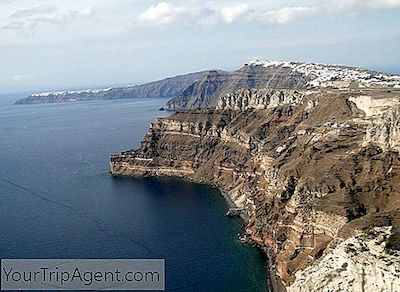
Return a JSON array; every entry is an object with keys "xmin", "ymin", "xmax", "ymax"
[{"xmin": 1, "ymin": 259, "xmax": 164, "ymax": 290}]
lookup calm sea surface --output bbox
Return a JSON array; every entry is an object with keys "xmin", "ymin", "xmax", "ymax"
[{"xmin": 0, "ymin": 94, "xmax": 268, "ymax": 291}]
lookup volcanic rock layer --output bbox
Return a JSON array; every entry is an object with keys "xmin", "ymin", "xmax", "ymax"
[{"xmin": 110, "ymin": 88, "xmax": 400, "ymax": 291}]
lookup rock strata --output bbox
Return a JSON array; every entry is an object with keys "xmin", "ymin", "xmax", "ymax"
[
  {"xmin": 111, "ymin": 85, "xmax": 400, "ymax": 290},
  {"xmin": 165, "ymin": 60, "xmax": 400, "ymax": 110}
]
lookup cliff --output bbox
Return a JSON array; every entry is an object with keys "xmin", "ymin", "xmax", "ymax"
[
  {"xmin": 164, "ymin": 64, "xmax": 309, "ymax": 110},
  {"xmin": 287, "ymin": 226, "xmax": 400, "ymax": 291},
  {"xmin": 110, "ymin": 86, "xmax": 400, "ymax": 291},
  {"xmin": 165, "ymin": 60, "xmax": 400, "ymax": 110},
  {"xmin": 14, "ymin": 70, "xmax": 216, "ymax": 104}
]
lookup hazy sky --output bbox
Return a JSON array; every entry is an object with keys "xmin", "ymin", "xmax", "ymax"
[{"xmin": 1, "ymin": 0, "xmax": 400, "ymax": 92}]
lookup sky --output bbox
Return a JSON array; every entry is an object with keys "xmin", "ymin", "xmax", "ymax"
[{"xmin": 0, "ymin": 0, "xmax": 400, "ymax": 92}]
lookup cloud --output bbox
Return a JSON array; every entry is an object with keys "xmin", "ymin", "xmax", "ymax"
[
  {"xmin": 325, "ymin": 0, "xmax": 400, "ymax": 16},
  {"xmin": 260, "ymin": 0, "xmax": 400, "ymax": 25},
  {"xmin": 263, "ymin": 6, "xmax": 318, "ymax": 24},
  {"xmin": 137, "ymin": 2, "xmax": 208, "ymax": 26},
  {"xmin": 135, "ymin": 0, "xmax": 400, "ymax": 28},
  {"xmin": 136, "ymin": 2, "xmax": 253, "ymax": 27},
  {"xmin": 2, "ymin": 0, "xmax": 399, "ymax": 37},
  {"xmin": 2, "ymin": 16, "xmax": 65, "ymax": 31},
  {"xmin": 220, "ymin": 3, "xmax": 251, "ymax": 24},
  {"xmin": 1, "ymin": 5, "xmax": 95, "ymax": 31},
  {"xmin": 13, "ymin": 74, "xmax": 27, "ymax": 81},
  {"xmin": 11, "ymin": 4, "xmax": 57, "ymax": 18},
  {"xmin": 137, "ymin": 2, "xmax": 180, "ymax": 25},
  {"xmin": 70, "ymin": 7, "xmax": 95, "ymax": 19},
  {"xmin": 366, "ymin": 0, "xmax": 400, "ymax": 9}
]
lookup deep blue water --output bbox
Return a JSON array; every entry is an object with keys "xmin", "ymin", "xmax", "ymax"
[{"xmin": 0, "ymin": 94, "xmax": 268, "ymax": 291}]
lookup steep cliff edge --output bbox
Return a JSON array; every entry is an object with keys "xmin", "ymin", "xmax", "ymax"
[
  {"xmin": 110, "ymin": 88, "xmax": 400, "ymax": 290},
  {"xmin": 165, "ymin": 60, "xmax": 400, "ymax": 110},
  {"xmin": 164, "ymin": 64, "xmax": 309, "ymax": 110}
]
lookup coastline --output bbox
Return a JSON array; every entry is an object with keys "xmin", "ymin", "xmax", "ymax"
[
  {"xmin": 111, "ymin": 172, "xmax": 283, "ymax": 292},
  {"xmin": 213, "ymin": 183, "xmax": 284, "ymax": 292}
]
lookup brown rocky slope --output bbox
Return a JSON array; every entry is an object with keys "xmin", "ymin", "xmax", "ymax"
[{"xmin": 110, "ymin": 88, "xmax": 400, "ymax": 291}]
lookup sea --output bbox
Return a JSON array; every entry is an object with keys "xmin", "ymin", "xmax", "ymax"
[{"xmin": 0, "ymin": 93, "xmax": 268, "ymax": 291}]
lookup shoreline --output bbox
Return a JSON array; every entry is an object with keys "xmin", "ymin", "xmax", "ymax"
[
  {"xmin": 111, "ymin": 172, "xmax": 283, "ymax": 292},
  {"xmin": 214, "ymin": 184, "xmax": 283, "ymax": 292},
  {"xmin": 170, "ymin": 176, "xmax": 283, "ymax": 292}
]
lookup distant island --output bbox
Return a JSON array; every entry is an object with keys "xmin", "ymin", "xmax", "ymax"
[
  {"xmin": 14, "ymin": 70, "xmax": 214, "ymax": 105},
  {"xmin": 110, "ymin": 60, "xmax": 400, "ymax": 291}
]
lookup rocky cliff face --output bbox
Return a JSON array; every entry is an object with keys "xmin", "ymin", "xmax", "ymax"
[
  {"xmin": 15, "ymin": 70, "xmax": 214, "ymax": 104},
  {"xmin": 110, "ymin": 86, "xmax": 400, "ymax": 291},
  {"xmin": 216, "ymin": 89, "xmax": 305, "ymax": 110},
  {"xmin": 165, "ymin": 63, "xmax": 310, "ymax": 110},
  {"xmin": 349, "ymin": 95, "xmax": 400, "ymax": 151},
  {"xmin": 165, "ymin": 60, "xmax": 400, "ymax": 110},
  {"xmin": 287, "ymin": 226, "xmax": 400, "ymax": 291}
]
